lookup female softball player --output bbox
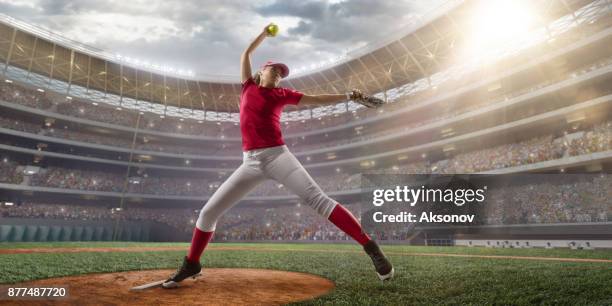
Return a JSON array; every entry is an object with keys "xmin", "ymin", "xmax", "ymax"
[{"xmin": 163, "ymin": 24, "xmax": 392, "ymax": 288}]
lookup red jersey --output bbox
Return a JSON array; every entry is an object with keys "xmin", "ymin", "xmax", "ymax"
[{"xmin": 239, "ymin": 77, "xmax": 303, "ymax": 151}]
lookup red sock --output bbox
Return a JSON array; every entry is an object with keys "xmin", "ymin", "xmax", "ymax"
[
  {"xmin": 328, "ymin": 204, "xmax": 371, "ymax": 246},
  {"xmin": 186, "ymin": 227, "xmax": 214, "ymax": 263}
]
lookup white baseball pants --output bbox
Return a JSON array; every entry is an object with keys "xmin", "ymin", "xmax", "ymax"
[{"xmin": 196, "ymin": 145, "xmax": 338, "ymax": 232}]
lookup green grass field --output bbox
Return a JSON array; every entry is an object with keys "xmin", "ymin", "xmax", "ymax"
[{"xmin": 1, "ymin": 242, "xmax": 611, "ymax": 305}]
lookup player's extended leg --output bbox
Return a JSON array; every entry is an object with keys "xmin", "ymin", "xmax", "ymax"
[
  {"xmin": 263, "ymin": 148, "xmax": 394, "ymax": 281},
  {"xmin": 162, "ymin": 159, "xmax": 266, "ymax": 288}
]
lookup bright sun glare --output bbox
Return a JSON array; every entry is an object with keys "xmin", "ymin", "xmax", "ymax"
[{"xmin": 463, "ymin": 0, "xmax": 538, "ymax": 60}]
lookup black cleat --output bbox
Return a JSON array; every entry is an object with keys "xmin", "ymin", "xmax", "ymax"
[
  {"xmin": 363, "ymin": 240, "xmax": 394, "ymax": 281},
  {"xmin": 162, "ymin": 256, "xmax": 202, "ymax": 289}
]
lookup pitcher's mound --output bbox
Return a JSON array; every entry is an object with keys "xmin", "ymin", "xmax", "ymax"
[{"xmin": 3, "ymin": 268, "xmax": 335, "ymax": 305}]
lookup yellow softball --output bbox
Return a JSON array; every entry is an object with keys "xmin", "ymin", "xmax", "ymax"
[{"xmin": 267, "ymin": 23, "xmax": 279, "ymax": 37}]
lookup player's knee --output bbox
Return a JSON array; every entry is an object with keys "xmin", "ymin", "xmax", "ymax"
[
  {"xmin": 196, "ymin": 208, "xmax": 217, "ymax": 232},
  {"xmin": 304, "ymin": 192, "xmax": 336, "ymax": 218},
  {"xmin": 196, "ymin": 218, "xmax": 216, "ymax": 232}
]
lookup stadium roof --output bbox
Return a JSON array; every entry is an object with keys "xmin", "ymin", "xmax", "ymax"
[{"xmin": 0, "ymin": 0, "xmax": 596, "ymax": 114}]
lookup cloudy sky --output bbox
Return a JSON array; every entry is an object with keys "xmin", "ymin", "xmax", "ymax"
[{"xmin": 0, "ymin": 0, "xmax": 446, "ymax": 79}]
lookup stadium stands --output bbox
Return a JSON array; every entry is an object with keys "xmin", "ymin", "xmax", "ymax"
[{"xmin": 1, "ymin": 0, "xmax": 610, "ymax": 246}]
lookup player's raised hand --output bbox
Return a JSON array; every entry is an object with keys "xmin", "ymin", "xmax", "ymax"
[{"xmin": 262, "ymin": 23, "xmax": 276, "ymax": 37}]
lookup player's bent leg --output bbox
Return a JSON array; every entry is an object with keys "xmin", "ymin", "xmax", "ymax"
[
  {"xmin": 327, "ymin": 205, "xmax": 393, "ymax": 280},
  {"xmin": 264, "ymin": 150, "xmax": 393, "ymax": 281},
  {"xmin": 195, "ymin": 160, "xmax": 266, "ymax": 233},
  {"xmin": 163, "ymin": 162, "xmax": 265, "ymax": 289},
  {"xmin": 185, "ymin": 228, "xmax": 213, "ymax": 266},
  {"xmin": 264, "ymin": 150, "xmax": 366, "ymax": 241},
  {"xmin": 263, "ymin": 150, "xmax": 336, "ymax": 217},
  {"xmin": 328, "ymin": 204, "xmax": 370, "ymax": 245}
]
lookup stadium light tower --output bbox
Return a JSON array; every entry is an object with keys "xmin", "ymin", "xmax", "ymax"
[{"xmin": 463, "ymin": 0, "xmax": 537, "ymax": 60}]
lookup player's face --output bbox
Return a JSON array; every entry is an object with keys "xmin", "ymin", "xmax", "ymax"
[{"xmin": 261, "ymin": 66, "xmax": 281, "ymax": 87}]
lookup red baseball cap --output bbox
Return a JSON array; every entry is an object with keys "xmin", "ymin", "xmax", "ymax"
[{"xmin": 261, "ymin": 61, "xmax": 289, "ymax": 78}]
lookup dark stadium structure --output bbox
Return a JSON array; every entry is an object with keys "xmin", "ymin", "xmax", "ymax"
[{"xmin": 0, "ymin": 0, "xmax": 611, "ymax": 247}]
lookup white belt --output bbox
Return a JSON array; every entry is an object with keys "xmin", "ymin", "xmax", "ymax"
[{"xmin": 243, "ymin": 145, "xmax": 287, "ymax": 159}]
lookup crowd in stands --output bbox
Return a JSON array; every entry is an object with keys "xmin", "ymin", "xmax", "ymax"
[
  {"xmin": 25, "ymin": 166, "xmax": 229, "ymax": 196},
  {"xmin": 0, "ymin": 77, "xmax": 356, "ymax": 138},
  {"xmin": 291, "ymin": 54, "xmax": 612, "ymax": 151},
  {"xmin": 214, "ymin": 204, "xmax": 362, "ymax": 241},
  {"xmin": 567, "ymin": 122, "xmax": 612, "ymax": 156},
  {"xmin": 283, "ymin": 23, "xmax": 612, "ymax": 135},
  {"xmin": 1, "ymin": 53, "xmax": 610, "ymax": 159},
  {"xmin": 0, "ymin": 115, "xmax": 238, "ymax": 156},
  {"xmin": 29, "ymin": 167, "xmax": 124, "ymax": 192},
  {"xmin": 0, "ymin": 202, "xmax": 198, "ymax": 234},
  {"xmin": 0, "ymin": 200, "xmax": 363, "ymax": 241},
  {"xmin": 485, "ymin": 175, "xmax": 611, "ymax": 224},
  {"xmin": 2, "ymin": 15, "xmax": 611, "ymax": 242},
  {"xmin": 0, "ymin": 81, "xmax": 52, "ymax": 110},
  {"xmin": 41, "ymin": 125, "xmax": 238, "ymax": 156},
  {"xmin": 376, "ymin": 121, "xmax": 612, "ymax": 174},
  {"xmin": 0, "ymin": 14, "xmax": 608, "ymax": 146},
  {"xmin": 126, "ymin": 175, "xmax": 213, "ymax": 196},
  {"xmin": 0, "ymin": 159, "xmax": 22, "ymax": 184},
  {"xmin": 2, "ymin": 171, "xmax": 609, "ymax": 241},
  {"xmin": 17, "ymin": 165, "xmax": 359, "ymax": 197},
  {"xmin": 432, "ymin": 135, "xmax": 562, "ymax": 174},
  {"xmin": 1, "ymin": 119, "xmax": 611, "ymax": 196},
  {"xmin": 0, "ymin": 116, "xmax": 43, "ymax": 134},
  {"xmin": 55, "ymin": 98, "xmax": 243, "ymax": 138}
]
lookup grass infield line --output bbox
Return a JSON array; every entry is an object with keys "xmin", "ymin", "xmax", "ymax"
[{"xmin": 1, "ymin": 245, "xmax": 611, "ymax": 263}]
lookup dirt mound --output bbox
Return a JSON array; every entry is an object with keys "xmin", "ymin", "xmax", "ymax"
[{"xmin": 0, "ymin": 268, "xmax": 335, "ymax": 305}]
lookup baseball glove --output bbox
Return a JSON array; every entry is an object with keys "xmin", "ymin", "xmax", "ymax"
[{"xmin": 347, "ymin": 89, "xmax": 385, "ymax": 109}]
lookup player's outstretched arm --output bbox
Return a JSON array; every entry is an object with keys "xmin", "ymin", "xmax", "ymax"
[
  {"xmin": 299, "ymin": 94, "xmax": 347, "ymax": 106},
  {"xmin": 240, "ymin": 24, "xmax": 273, "ymax": 83},
  {"xmin": 300, "ymin": 89, "xmax": 384, "ymax": 109}
]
